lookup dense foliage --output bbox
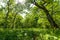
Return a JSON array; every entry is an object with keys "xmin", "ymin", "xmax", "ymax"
[{"xmin": 0, "ymin": 0, "xmax": 60, "ymax": 40}]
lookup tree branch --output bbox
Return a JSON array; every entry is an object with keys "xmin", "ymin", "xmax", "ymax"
[{"xmin": 33, "ymin": 0, "xmax": 59, "ymax": 28}]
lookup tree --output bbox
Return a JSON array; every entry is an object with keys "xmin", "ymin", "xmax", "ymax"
[{"xmin": 25, "ymin": 0, "xmax": 59, "ymax": 28}]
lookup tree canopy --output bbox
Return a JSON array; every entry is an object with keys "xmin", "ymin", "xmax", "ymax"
[{"xmin": 0, "ymin": 0, "xmax": 60, "ymax": 40}]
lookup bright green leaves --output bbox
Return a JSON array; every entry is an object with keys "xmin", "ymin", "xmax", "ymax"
[{"xmin": 30, "ymin": 6, "xmax": 40, "ymax": 14}]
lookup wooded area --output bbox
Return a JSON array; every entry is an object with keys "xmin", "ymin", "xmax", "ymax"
[{"xmin": 0, "ymin": 0, "xmax": 60, "ymax": 40}]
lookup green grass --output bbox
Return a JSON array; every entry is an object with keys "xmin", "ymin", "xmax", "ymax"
[{"xmin": 0, "ymin": 28, "xmax": 60, "ymax": 40}]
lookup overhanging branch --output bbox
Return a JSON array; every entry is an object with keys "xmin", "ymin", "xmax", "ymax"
[{"xmin": 33, "ymin": 0, "xmax": 59, "ymax": 28}]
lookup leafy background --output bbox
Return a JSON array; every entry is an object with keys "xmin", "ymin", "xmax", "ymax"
[{"xmin": 0, "ymin": 0, "xmax": 60, "ymax": 40}]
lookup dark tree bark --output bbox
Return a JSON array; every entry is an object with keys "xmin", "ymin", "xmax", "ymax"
[
  {"xmin": 33, "ymin": 0, "xmax": 59, "ymax": 28},
  {"xmin": 11, "ymin": 4, "xmax": 19, "ymax": 28},
  {"xmin": 11, "ymin": 12, "xmax": 18, "ymax": 28},
  {"xmin": 4, "ymin": 0, "xmax": 10, "ymax": 28}
]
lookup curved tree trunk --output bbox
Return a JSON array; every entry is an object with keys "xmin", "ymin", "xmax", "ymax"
[
  {"xmin": 34, "ymin": 1, "xmax": 59, "ymax": 28},
  {"xmin": 43, "ymin": 6, "xmax": 59, "ymax": 28}
]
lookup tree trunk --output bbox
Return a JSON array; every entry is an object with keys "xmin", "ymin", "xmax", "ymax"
[
  {"xmin": 34, "ymin": 2, "xmax": 59, "ymax": 28},
  {"xmin": 11, "ymin": 12, "xmax": 18, "ymax": 28},
  {"xmin": 43, "ymin": 7, "xmax": 59, "ymax": 28},
  {"xmin": 4, "ymin": 0, "xmax": 10, "ymax": 28}
]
